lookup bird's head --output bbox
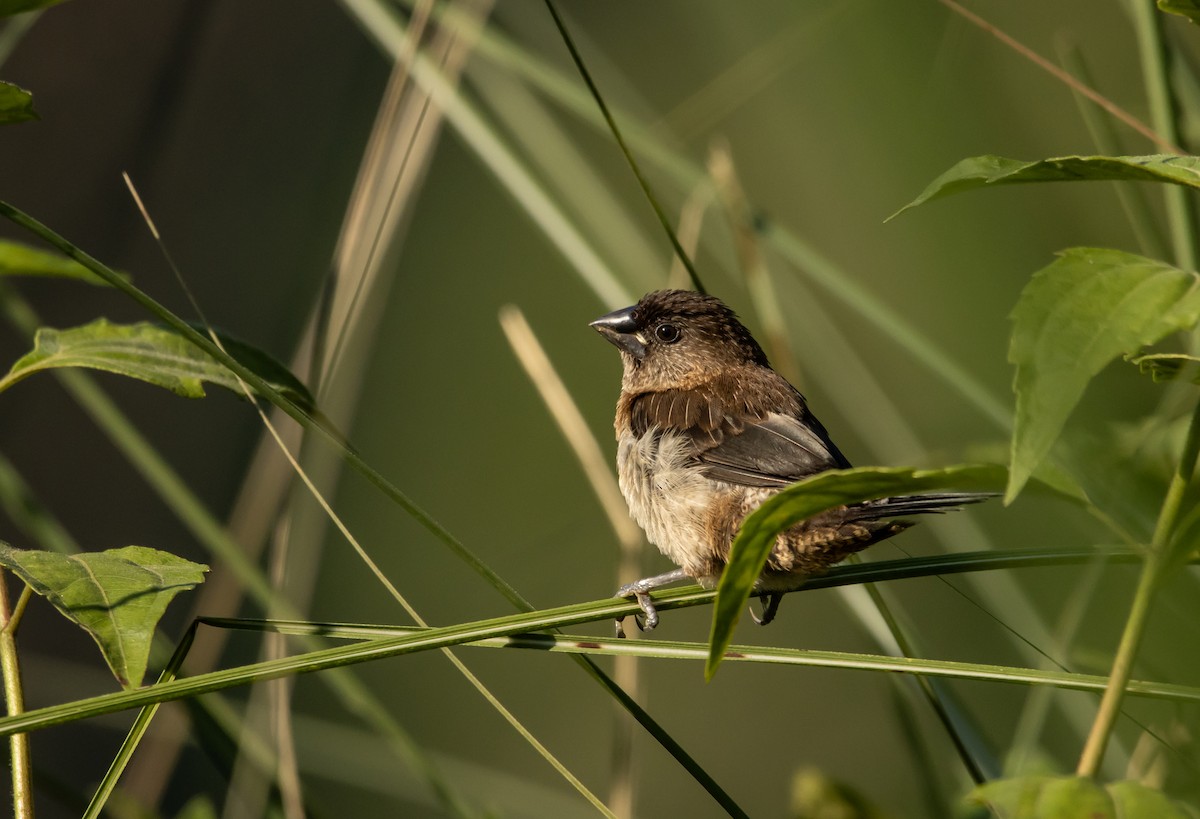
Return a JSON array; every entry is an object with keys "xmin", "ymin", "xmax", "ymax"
[{"xmin": 590, "ymin": 290, "xmax": 769, "ymax": 392}]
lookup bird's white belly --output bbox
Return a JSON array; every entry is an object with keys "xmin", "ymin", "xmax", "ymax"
[{"xmin": 617, "ymin": 430, "xmax": 717, "ymax": 576}]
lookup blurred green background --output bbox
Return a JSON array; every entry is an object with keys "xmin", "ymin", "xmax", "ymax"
[{"xmin": 0, "ymin": 1, "xmax": 1196, "ymax": 817}]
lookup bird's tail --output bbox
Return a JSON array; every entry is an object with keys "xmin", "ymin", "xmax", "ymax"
[{"xmin": 852, "ymin": 492, "xmax": 995, "ymax": 520}]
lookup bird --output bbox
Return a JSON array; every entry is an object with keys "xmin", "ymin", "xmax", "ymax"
[{"xmin": 590, "ymin": 289, "xmax": 991, "ymax": 634}]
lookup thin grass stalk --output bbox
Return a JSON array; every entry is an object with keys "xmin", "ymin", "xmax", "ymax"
[
  {"xmin": 541, "ymin": 0, "xmax": 706, "ymax": 294},
  {"xmin": 1007, "ymin": 554, "xmax": 1109, "ymax": 776},
  {"xmin": 665, "ymin": 181, "xmax": 714, "ymax": 291},
  {"xmin": 214, "ymin": 617, "xmax": 1200, "ymax": 704},
  {"xmin": 936, "ymin": 0, "xmax": 1180, "ymax": 152},
  {"xmin": 83, "ymin": 624, "xmax": 197, "ymax": 819},
  {"xmin": 499, "ymin": 306, "xmax": 641, "ymax": 548},
  {"xmin": 0, "ymin": 547, "xmax": 1187, "ymax": 739},
  {"xmin": 7, "ymin": 588, "xmax": 1200, "ymax": 747},
  {"xmin": 498, "ymin": 305, "xmax": 644, "ymax": 817},
  {"xmin": 1077, "ymin": 399, "xmax": 1200, "ymax": 777},
  {"xmin": 1130, "ymin": 1, "xmax": 1196, "ymax": 272},
  {"xmin": 0, "ymin": 576, "xmax": 31, "ymax": 819},
  {"xmin": 224, "ymin": 526, "xmax": 305, "ymax": 819},
  {"xmin": 707, "ymin": 142, "xmax": 800, "ymax": 384},
  {"xmin": 858, "ymin": 578, "xmax": 991, "ymax": 783},
  {"xmin": 467, "ymin": 65, "xmax": 665, "ymax": 296},
  {"xmin": 1056, "ymin": 38, "xmax": 1167, "ymax": 261}
]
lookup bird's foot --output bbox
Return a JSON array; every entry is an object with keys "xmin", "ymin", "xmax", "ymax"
[
  {"xmin": 613, "ymin": 569, "xmax": 689, "ymax": 638},
  {"xmin": 750, "ymin": 592, "xmax": 782, "ymax": 626},
  {"xmin": 615, "ymin": 586, "xmax": 660, "ymax": 638}
]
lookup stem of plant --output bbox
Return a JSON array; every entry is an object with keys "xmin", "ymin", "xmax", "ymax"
[
  {"xmin": 0, "ymin": 574, "xmax": 33, "ymax": 819},
  {"xmin": 1076, "ymin": 398, "xmax": 1200, "ymax": 777}
]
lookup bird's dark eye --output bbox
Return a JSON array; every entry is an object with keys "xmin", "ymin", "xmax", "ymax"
[{"xmin": 655, "ymin": 323, "xmax": 681, "ymax": 343}]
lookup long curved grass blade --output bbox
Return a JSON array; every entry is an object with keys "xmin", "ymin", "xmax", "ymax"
[
  {"xmin": 4, "ymin": 543, "xmax": 1189, "ymax": 739},
  {"xmin": 213, "ymin": 619, "xmax": 1200, "ymax": 703},
  {"xmin": 0, "ymin": 239, "xmax": 119, "ymax": 285},
  {"xmin": 892, "ymin": 155, "xmax": 1200, "ymax": 219},
  {"xmin": 7, "ymin": 578, "xmax": 1200, "ymax": 743},
  {"xmin": 1160, "ymin": 0, "xmax": 1200, "ymax": 24},
  {"xmin": 708, "ymin": 464, "xmax": 1006, "ymax": 679}
]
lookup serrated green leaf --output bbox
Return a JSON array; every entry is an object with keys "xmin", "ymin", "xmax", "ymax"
[
  {"xmin": 0, "ymin": 543, "xmax": 207, "ymax": 687},
  {"xmin": 706, "ymin": 464, "xmax": 1006, "ymax": 679},
  {"xmin": 0, "ymin": 239, "xmax": 124, "ymax": 285},
  {"xmin": 1008, "ymin": 248, "xmax": 1200, "ymax": 501},
  {"xmin": 1128, "ymin": 352, "xmax": 1200, "ymax": 384},
  {"xmin": 1160, "ymin": 0, "xmax": 1200, "ymax": 24},
  {"xmin": 0, "ymin": 81, "xmax": 36, "ymax": 125},
  {"xmin": 0, "ymin": 318, "xmax": 314, "ymax": 410},
  {"xmin": 965, "ymin": 776, "xmax": 1193, "ymax": 819},
  {"xmin": 891, "ymin": 155, "xmax": 1200, "ymax": 219}
]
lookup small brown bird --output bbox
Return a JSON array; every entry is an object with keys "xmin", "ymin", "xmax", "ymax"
[{"xmin": 591, "ymin": 289, "xmax": 989, "ymax": 633}]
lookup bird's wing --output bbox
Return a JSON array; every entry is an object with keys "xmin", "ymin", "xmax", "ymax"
[
  {"xmin": 695, "ymin": 411, "xmax": 847, "ymax": 488},
  {"xmin": 626, "ymin": 383, "xmax": 849, "ymax": 489}
]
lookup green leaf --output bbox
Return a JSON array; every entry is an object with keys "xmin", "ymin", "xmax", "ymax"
[
  {"xmin": 706, "ymin": 464, "xmax": 1006, "ymax": 680},
  {"xmin": 1159, "ymin": 0, "xmax": 1200, "ymax": 24},
  {"xmin": 0, "ymin": 319, "xmax": 314, "ymax": 410},
  {"xmin": 0, "ymin": 81, "xmax": 36, "ymax": 125},
  {"xmin": 891, "ymin": 155, "xmax": 1200, "ymax": 218},
  {"xmin": 790, "ymin": 768, "xmax": 887, "ymax": 819},
  {"xmin": 173, "ymin": 796, "xmax": 218, "ymax": 819},
  {"xmin": 0, "ymin": 239, "xmax": 124, "ymax": 285},
  {"xmin": 0, "ymin": 543, "xmax": 207, "ymax": 687},
  {"xmin": 1128, "ymin": 352, "xmax": 1200, "ymax": 384},
  {"xmin": 1107, "ymin": 780, "xmax": 1198, "ymax": 819},
  {"xmin": 1008, "ymin": 248, "xmax": 1200, "ymax": 501},
  {"xmin": 965, "ymin": 775, "xmax": 1193, "ymax": 819}
]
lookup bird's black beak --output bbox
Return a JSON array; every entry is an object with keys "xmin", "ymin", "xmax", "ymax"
[{"xmin": 590, "ymin": 306, "xmax": 647, "ymax": 360}]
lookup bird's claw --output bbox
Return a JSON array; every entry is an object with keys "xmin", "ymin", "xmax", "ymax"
[
  {"xmin": 615, "ymin": 588, "xmax": 660, "ymax": 638},
  {"xmin": 750, "ymin": 592, "xmax": 782, "ymax": 626}
]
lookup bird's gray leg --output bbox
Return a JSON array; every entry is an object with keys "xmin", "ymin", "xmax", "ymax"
[
  {"xmin": 615, "ymin": 569, "xmax": 691, "ymax": 637},
  {"xmin": 750, "ymin": 592, "xmax": 782, "ymax": 626}
]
